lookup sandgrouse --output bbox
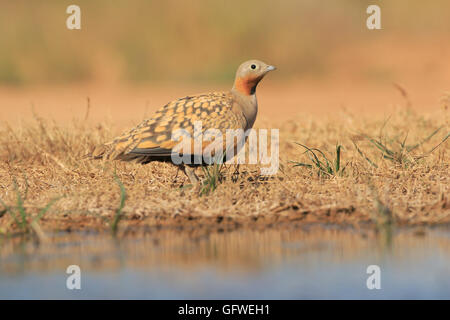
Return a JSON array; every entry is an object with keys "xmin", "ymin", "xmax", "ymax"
[{"xmin": 91, "ymin": 60, "xmax": 276, "ymax": 184}]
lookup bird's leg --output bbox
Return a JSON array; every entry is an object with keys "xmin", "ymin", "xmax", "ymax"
[
  {"xmin": 181, "ymin": 164, "xmax": 200, "ymax": 185},
  {"xmin": 232, "ymin": 164, "xmax": 240, "ymax": 182},
  {"xmin": 171, "ymin": 166, "xmax": 181, "ymax": 187}
]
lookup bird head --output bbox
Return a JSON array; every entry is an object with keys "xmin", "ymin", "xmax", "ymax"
[{"xmin": 232, "ymin": 60, "xmax": 276, "ymax": 96}]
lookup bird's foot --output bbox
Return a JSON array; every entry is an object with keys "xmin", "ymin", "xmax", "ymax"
[{"xmin": 181, "ymin": 165, "xmax": 201, "ymax": 194}]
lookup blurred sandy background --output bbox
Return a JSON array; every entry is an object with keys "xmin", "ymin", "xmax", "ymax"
[{"xmin": 1, "ymin": 0, "xmax": 449, "ymax": 124}]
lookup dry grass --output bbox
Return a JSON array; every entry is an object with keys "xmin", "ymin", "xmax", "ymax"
[{"xmin": 0, "ymin": 104, "xmax": 449, "ymax": 238}]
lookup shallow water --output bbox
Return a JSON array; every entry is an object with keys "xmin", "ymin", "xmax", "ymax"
[{"xmin": 0, "ymin": 226, "xmax": 449, "ymax": 299}]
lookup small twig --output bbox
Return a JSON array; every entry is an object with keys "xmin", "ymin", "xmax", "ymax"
[
  {"xmin": 393, "ymin": 82, "xmax": 412, "ymax": 109},
  {"xmin": 30, "ymin": 220, "xmax": 48, "ymax": 243},
  {"xmin": 36, "ymin": 145, "xmax": 73, "ymax": 174},
  {"xmin": 84, "ymin": 97, "xmax": 91, "ymax": 121}
]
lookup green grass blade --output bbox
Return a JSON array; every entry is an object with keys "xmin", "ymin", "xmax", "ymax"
[
  {"xmin": 295, "ymin": 143, "xmax": 327, "ymax": 173},
  {"xmin": 399, "ymin": 132, "xmax": 409, "ymax": 151},
  {"xmin": 335, "ymin": 145, "xmax": 342, "ymax": 173},
  {"xmin": 352, "ymin": 141, "xmax": 378, "ymax": 168},
  {"xmin": 111, "ymin": 173, "xmax": 127, "ymax": 236},
  {"xmin": 424, "ymin": 131, "xmax": 449, "ymax": 155},
  {"xmin": 407, "ymin": 126, "xmax": 443, "ymax": 152},
  {"xmin": 292, "ymin": 143, "xmax": 343, "ymax": 177},
  {"xmin": 0, "ymin": 197, "xmax": 21, "ymax": 227},
  {"xmin": 290, "ymin": 161, "xmax": 313, "ymax": 169},
  {"xmin": 310, "ymin": 148, "xmax": 333, "ymax": 172},
  {"xmin": 32, "ymin": 197, "xmax": 62, "ymax": 224},
  {"xmin": 367, "ymin": 137, "xmax": 395, "ymax": 157},
  {"xmin": 13, "ymin": 180, "xmax": 27, "ymax": 229}
]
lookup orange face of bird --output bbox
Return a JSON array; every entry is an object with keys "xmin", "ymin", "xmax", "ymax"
[{"xmin": 233, "ymin": 60, "xmax": 276, "ymax": 96}]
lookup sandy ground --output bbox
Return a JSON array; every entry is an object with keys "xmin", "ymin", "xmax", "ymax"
[{"xmin": 1, "ymin": 78, "xmax": 448, "ymax": 127}]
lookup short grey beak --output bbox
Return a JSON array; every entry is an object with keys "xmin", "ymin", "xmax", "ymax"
[{"xmin": 266, "ymin": 65, "xmax": 276, "ymax": 72}]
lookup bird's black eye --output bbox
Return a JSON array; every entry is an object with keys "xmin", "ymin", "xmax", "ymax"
[{"xmin": 251, "ymin": 64, "xmax": 256, "ymax": 69}]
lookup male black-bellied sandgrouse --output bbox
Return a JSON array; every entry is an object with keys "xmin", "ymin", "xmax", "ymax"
[{"xmin": 91, "ymin": 60, "xmax": 276, "ymax": 184}]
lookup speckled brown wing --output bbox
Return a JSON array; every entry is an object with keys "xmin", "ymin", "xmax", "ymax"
[{"xmin": 92, "ymin": 92, "xmax": 247, "ymax": 163}]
